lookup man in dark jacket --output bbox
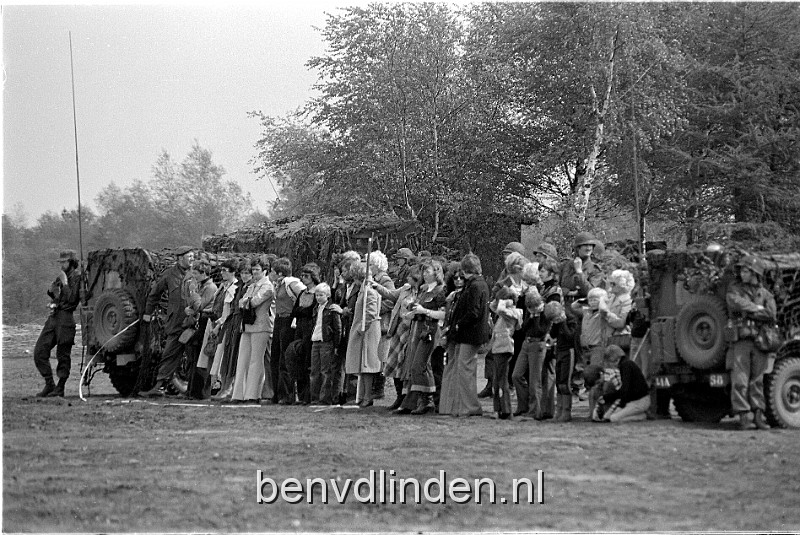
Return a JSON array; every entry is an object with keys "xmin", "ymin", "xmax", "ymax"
[
  {"xmin": 33, "ymin": 249, "xmax": 83, "ymax": 397},
  {"xmin": 139, "ymin": 246, "xmax": 196, "ymax": 397}
]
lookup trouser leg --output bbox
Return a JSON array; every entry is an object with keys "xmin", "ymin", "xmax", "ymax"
[
  {"xmin": 527, "ymin": 340, "xmax": 546, "ymax": 418},
  {"xmin": 310, "ymin": 342, "xmax": 322, "ymax": 402},
  {"xmin": 231, "ymin": 333, "xmax": 252, "ymax": 401},
  {"xmin": 731, "ymin": 340, "xmax": 754, "ymax": 414},
  {"xmin": 156, "ymin": 334, "xmax": 185, "ymax": 383},
  {"xmin": 749, "ymin": 346, "xmax": 769, "ymax": 412},
  {"xmin": 540, "ymin": 348, "xmax": 556, "ymax": 418},
  {"xmin": 512, "ymin": 340, "xmax": 532, "ymax": 413},
  {"xmin": 33, "ymin": 320, "xmax": 58, "ymax": 380}
]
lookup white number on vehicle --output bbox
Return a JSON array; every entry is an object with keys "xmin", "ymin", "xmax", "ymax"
[
  {"xmin": 709, "ymin": 374, "xmax": 724, "ymax": 387},
  {"xmin": 655, "ymin": 376, "xmax": 671, "ymax": 388}
]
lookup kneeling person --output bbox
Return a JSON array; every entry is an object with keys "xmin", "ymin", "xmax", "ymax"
[{"xmin": 598, "ymin": 345, "xmax": 650, "ymax": 423}]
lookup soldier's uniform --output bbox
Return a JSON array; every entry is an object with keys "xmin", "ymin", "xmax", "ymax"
[
  {"xmin": 559, "ymin": 232, "xmax": 605, "ymax": 396},
  {"xmin": 33, "ymin": 250, "xmax": 82, "ymax": 397},
  {"xmin": 140, "ymin": 246, "xmax": 196, "ymax": 396},
  {"xmin": 726, "ymin": 255, "xmax": 777, "ymax": 430}
]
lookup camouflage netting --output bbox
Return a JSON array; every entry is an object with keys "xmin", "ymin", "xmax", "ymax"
[
  {"xmin": 202, "ymin": 213, "xmax": 422, "ymax": 279},
  {"xmin": 647, "ymin": 246, "xmax": 800, "ymax": 335}
]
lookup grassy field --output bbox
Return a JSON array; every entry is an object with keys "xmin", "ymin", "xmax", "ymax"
[{"xmin": 3, "ymin": 323, "xmax": 800, "ymax": 532}]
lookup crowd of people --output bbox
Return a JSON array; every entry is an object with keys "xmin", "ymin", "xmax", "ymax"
[{"xmin": 33, "ymin": 231, "xmax": 777, "ymax": 429}]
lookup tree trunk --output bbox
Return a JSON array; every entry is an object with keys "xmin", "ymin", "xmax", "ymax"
[{"xmin": 573, "ymin": 28, "xmax": 619, "ymax": 221}]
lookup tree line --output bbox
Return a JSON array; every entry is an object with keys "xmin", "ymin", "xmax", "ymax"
[
  {"xmin": 3, "ymin": 142, "xmax": 261, "ymax": 324},
  {"xmin": 252, "ymin": 2, "xmax": 800, "ymax": 248}
]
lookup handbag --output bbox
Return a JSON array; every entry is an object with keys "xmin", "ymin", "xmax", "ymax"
[
  {"xmin": 755, "ymin": 323, "xmax": 782, "ymax": 353},
  {"xmin": 241, "ymin": 304, "xmax": 257, "ymax": 326},
  {"xmin": 203, "ymin": 332, "xmax": 218, "ymax": 358}
]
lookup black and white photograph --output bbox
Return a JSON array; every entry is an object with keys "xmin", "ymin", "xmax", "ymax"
[{"xmin": 3, "ymin": 2, "xmax": 800, "ymax": 532}]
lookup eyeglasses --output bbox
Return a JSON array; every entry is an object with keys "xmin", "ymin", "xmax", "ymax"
[{"xmin": 453, "ymin": 275, "xmax": 465, "ymax": 280}]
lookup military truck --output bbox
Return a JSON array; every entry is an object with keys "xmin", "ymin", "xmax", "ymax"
[
  {"xmin": 81, "ymin": 248, "xmax": 176, "ymax": 396},
  {"xmin": 645, "ymin": 246, "xmax": 800, "ymax": 428}
]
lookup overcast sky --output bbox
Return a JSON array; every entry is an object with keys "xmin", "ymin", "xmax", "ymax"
[{"xmin": 3, "ymin": 3, "xmax": 340, "ymax": 224}]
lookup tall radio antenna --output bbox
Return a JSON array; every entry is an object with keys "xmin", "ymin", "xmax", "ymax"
[{"xmin": 69, "ymin": 31, "xmax": 84, "ymax": 270}]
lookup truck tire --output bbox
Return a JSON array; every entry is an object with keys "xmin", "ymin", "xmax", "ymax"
[
  {"xmin": 94, "ymin": 288, "xmax": 139, "ymax": 353},
  {"xmin": 765, "ymin": 356, "xmax": 800, "ymax": 429},
  {"xmin": 674, "ymin": 295, "xmax": 727, "ymax": 370},
  {"xmin": 672, "ymin": 384, "xmax": 731, "ymax": 423},
  {"xmin": 109, "ymin": 362, "xmax": 140, "ymax": 397}
]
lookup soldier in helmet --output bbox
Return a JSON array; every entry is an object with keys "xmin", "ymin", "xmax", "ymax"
[
  {"xmin": 560, "ymin": 232, "xmax": 604, "ymax": 300},
  {"xmin": 726, "ymin": 255, "xmax": 777, "ymax": 431},
  {"xmin": 390, "ymin": 248, "xmax": 415, "ymax": 287},
  {"xmin": 140, "ymin": 246, "xmax": 197, "ymax": 397},
  {"xmin": 33, "ymin": 249, "xmax": 82, "ymax": 397},
  {"xmin": 560, "ymin": 231, "xmax": 605, "ymax": 399}
]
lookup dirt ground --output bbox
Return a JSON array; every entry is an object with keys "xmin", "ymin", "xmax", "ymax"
[{"xmin": 3, "ymin": 323, "xmax": 800, "ymax": 532}]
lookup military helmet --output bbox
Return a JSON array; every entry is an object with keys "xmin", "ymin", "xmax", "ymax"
[
  {"xmin": 394, "ymin": 247, "xmax": 415, "ymax": 261},
  {"xmin": 574, "ymin": 232, "xmax": 597, "ymax": 249},
  {"xmin": 533, "ymin": 242, "xmax": 558, "ymax": 261},
  {"xmin": 502, "ymin": 241, "xmax": 526, "ymax": 256},
  {"xmin": 737, "ymin": 255, "xmax": 764, "ymax": 276}
]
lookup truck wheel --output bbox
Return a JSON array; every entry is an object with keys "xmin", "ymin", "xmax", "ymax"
[
  {"xmin": 109, "ymin": 362, "xmax": 140, "ymax": 397},
  {"xmin": 765, "ymin": 356, "xmax": 800, "ymax": 428},
  {"xmin": 672, "ymin": 384, "xmax": 731, "ymax": 423},
  {"xmin": 674, "ymin": 295, "xmax": 727, "ymax": 370},
  {"xmin": 94, "ymin": 289, "xmax": 139, "ymax": 353}
]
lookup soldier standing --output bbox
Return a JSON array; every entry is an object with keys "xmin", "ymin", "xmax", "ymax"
[
  {"xmin": 726, "ymin": 255, "xmax": 777, "ymax": 431},
  {"xmin": 139, "ymin": 246, "xmax": 196, "ymax": 397},
  {"xmin": 33, "ymin": 250, "xmax": 82, "ymax": 397}
]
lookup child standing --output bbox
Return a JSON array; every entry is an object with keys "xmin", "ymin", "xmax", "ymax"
[
  {"xmin": 546, "ymin": 301, "xmax": 577, "ymax": 422},
  {"xmin": 511, "ymin": 289, "xmax": 553, "ymax": 419},
  {"xmin": 309, "ymin": 283, "xmax": 343, "ymax": 405},
  {"xmin": 490, "ymin": 286, "xmax": 523, "ymax": 419}
]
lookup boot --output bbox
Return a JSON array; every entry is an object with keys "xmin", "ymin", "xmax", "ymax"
[
  {"xmin": 477, "ymin": 383, "xmax": 493, "ymax": 398},
  {"xmin": 555, "ymin": 394, "xmax": 572, "ymax": 423},
  {"xmin": 753, "ymin": 410, "xmax": 771, "ymax": 430},
  {"xmin": 738, "ymin": 412, "xmax": 754, "ymax": 431},
  {"xmin": 47, "ymin": 378, "xmax": 67, "ymax": 397},
  {"xmin": 36, "ymin": 378, "xmax": 56, "ymax": 398},
  {"xmin": 411, "ymin": 395, "xmax": 434, "ymax": 415},
  {"xmin": 140, "ymin": 380, "xmax": 166, "ymax": 398},
  {"xmin": 387, "ymin": 393, "xmax": 405, "ymax": 411}
]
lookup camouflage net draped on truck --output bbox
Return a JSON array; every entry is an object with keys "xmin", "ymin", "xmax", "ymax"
[{"xmin": 82, "ymin": 248, "xmax": 263, "ymax": 397}]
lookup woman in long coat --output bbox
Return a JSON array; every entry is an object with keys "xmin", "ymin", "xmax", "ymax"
[
  {"xmin": 344, "ymin": 262, "xmax": 382, "ymax": 407},
  {"xmin": 397, "ymin": 259, "xmax": 447, "ymax": 415},
  {"xmin": 373, "ymin": 264, "xmax": 422, "ymax": 410}
]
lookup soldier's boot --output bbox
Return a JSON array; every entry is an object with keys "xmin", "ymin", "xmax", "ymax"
[
  {"xmin": 738, "ymin": 412, "xmax": 754, "ymax": 431},
  {"xmin": 753, "ymin": 409, "xmax": 771, "ymax": 430},
  {"xmin": 47, "ymin": 378, "xmax": 67, "ymax": 397},
  {"xmin": 36, "ymin": 378, "xmax": 56, "ymax": 398},
  {"xmin": 477, "ymin": 383, "xmax": 493, "ymax": 398}
]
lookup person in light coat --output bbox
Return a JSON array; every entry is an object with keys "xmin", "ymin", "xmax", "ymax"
[
  {"xmin": 344, "ymin": 262, "xmax": 382, "ymax": 407},
  {"xmin": 230, "ymin": 259, "xmax": 275, "ymax": 403}
]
